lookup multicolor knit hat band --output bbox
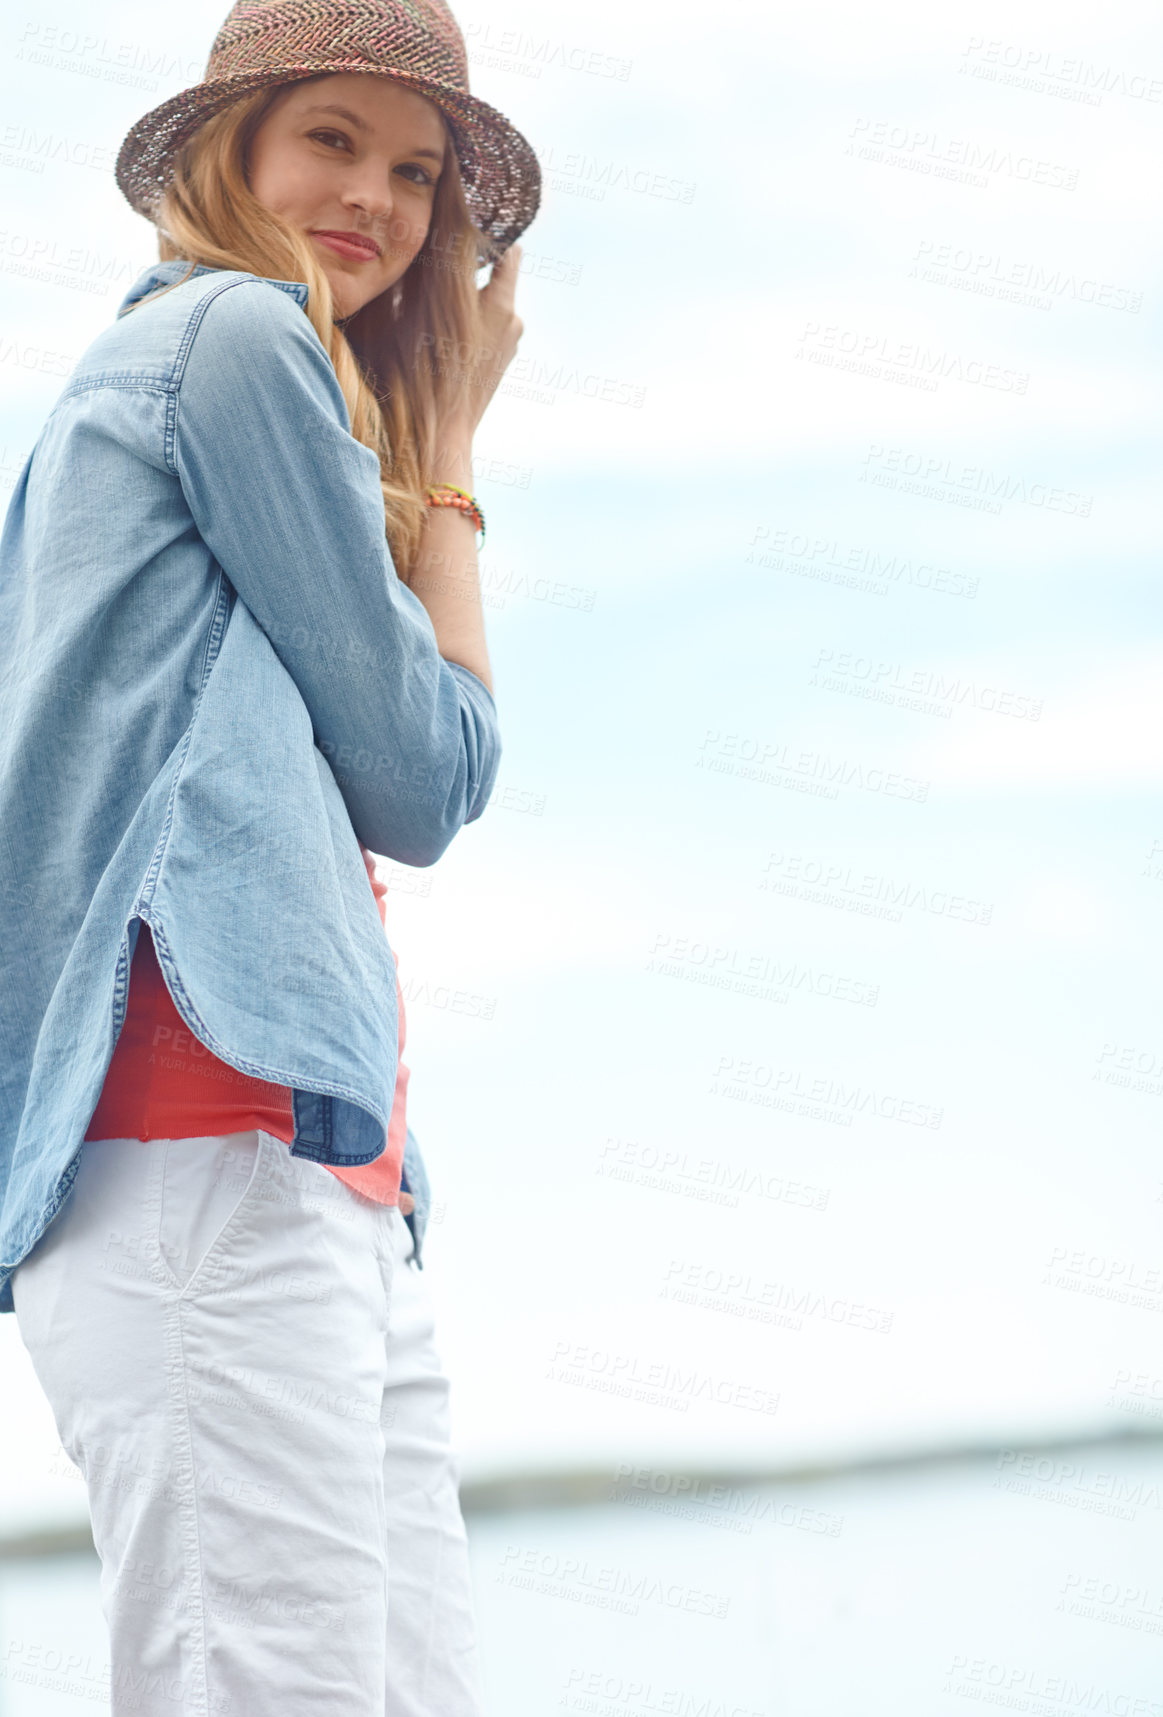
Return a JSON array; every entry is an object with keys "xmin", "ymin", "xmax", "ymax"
[{"xmin": 114, "ymin": 0, "xmax": 540, "ymax": 254}]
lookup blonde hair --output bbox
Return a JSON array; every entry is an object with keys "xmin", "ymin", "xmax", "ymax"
[{"xmin": 138, "ymin": 74, "xmax": 492, "ymax": 581}]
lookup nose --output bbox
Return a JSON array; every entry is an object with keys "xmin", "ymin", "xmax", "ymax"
[{"xmin": 339, "ymin": 171, "xmax": 395, "ymax": 247}]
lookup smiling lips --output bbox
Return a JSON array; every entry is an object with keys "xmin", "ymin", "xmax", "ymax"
[{"xmin": 311, "ymin": 230, "xmax": 381, "ymax": 261}]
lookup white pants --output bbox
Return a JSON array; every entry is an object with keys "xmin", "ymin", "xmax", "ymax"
[{"xmin": 11, "ymin": 1130, "xmax": 487, "ymax": 1717}]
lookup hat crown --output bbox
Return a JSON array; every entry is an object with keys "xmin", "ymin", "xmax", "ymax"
[{"xmin": 208, "ymin": 0, "xmax": 469, "ymax": 91}]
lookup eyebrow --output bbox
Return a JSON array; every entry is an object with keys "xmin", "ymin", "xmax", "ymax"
[{"xmin": 300, "ymin": 103, "xmax": 446, "ymax": 161}]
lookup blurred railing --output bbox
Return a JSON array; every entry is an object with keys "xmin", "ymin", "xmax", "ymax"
[{"xmin": 3, "ymin": 1424, "xmax": 1161, "ymax": 1559}]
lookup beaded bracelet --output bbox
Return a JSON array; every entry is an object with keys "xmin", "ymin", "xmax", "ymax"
[{"xmin": 425, "ymin": 483, "xmax": 486, "ymax": 545}]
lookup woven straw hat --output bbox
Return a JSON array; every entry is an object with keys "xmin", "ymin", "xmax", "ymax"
[{"xmin": 115, "ymin": 0, "xmax": 540, "ymax": 254}]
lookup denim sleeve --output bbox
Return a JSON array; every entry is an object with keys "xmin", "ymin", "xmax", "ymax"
[
  {"xmin": 171, "ymin": 277, "xmax": 501, "ymax": 866},
  {"xmin": 399, "ymin": 1126, "xmax": 432, "ymax": 1268}
]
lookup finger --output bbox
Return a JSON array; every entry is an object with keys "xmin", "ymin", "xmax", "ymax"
[{"xmin": 481, "ymin": 245, "xmax": 521, "ymax": 309}]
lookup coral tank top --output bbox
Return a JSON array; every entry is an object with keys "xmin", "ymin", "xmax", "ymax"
[{"xmin": 84, "ymin": 844, "xmax": 408, "ymax": 1206}]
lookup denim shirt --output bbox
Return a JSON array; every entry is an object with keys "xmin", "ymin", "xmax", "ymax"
[{"xmin": 0, "ymin": 260, "xmax": 501, "ymax": 1310}]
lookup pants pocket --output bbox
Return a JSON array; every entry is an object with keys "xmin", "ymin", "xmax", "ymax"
[{"xmin": 154, "ymin": 1129, "xmax": 269, "ymax": 1293}]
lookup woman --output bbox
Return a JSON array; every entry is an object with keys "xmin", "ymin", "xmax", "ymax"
[{"xmin": 0, "ymin": 1, "xmax": 540, "ymax": 1711}]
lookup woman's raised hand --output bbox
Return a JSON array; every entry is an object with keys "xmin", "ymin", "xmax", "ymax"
[{"xmin": 445, "ymin": 244, "xmax": 524, "ymax": 441}]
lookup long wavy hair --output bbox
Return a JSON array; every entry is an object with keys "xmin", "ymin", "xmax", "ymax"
[{"xmin": 133, "ymin": 73, "xmax": 492, "ymax": 581}]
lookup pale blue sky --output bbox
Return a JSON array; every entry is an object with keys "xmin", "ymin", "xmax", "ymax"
[{"xmin": 0, "ymin": 0, "xmax": 1160, "ymax": 1530}]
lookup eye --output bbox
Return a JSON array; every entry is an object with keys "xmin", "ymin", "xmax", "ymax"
[
  {"xmin": 308, "ymin": 128, "xmax": 350, "ymax": 151},
  {"xmin": 397, "ymin": 163, "xmax": 437, "ymax": 187}
]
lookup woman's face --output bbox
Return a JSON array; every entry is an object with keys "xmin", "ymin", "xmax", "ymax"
[{"xmin": 246, "ymin": 73, "xmax": 448, "ymax": 318}]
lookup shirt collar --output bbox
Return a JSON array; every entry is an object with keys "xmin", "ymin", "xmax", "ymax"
[{"xmin": 116, "ymin": 259, "xmax": 310, "ymax": 319}]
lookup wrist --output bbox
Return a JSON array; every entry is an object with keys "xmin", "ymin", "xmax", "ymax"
[{"xmin": 432, "ymin": 421, "xmax": 474, "ymax": 490}]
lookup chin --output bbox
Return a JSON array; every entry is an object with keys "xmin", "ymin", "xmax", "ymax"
[{"xmin": 323, "ymin": 279, "xmax": 358, "ymax": 319}]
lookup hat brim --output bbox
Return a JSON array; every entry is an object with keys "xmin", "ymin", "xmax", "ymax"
[{"xmin": 115, "ymin": 64, "xmax": 540, "ymax": 254}]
